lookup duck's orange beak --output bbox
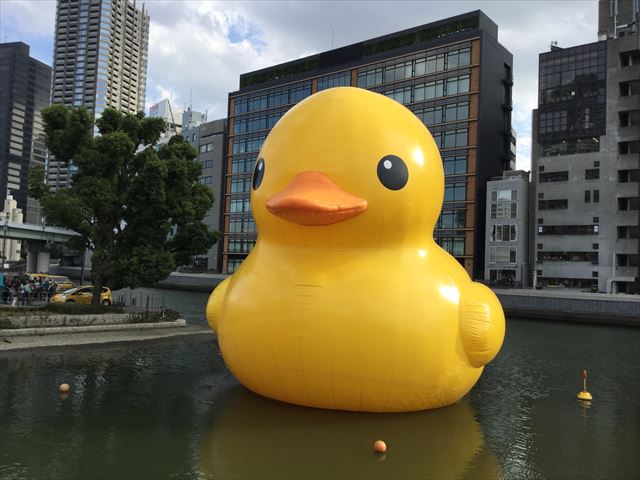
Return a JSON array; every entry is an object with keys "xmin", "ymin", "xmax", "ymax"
[{"xmin": 266, "ymin": 171, "xmax": 367, "ymax": 226}]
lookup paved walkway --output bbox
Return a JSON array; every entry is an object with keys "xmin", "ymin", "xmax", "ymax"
[{"xmin": 0, "ymin": 324, "xmax": 213, "ymax": 352}]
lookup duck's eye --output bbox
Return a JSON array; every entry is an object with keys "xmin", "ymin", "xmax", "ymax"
[
  {"xmin": 252, "ymin": 157, "xmax": 265, "ymax": 190},
  {"xmin": 377, "ymin": 155, "xmax": 408, "ymax": 190}
]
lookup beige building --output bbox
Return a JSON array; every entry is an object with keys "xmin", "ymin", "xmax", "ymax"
[{"xmin": 1, "ymin": 195, "xmax": 24, "ymax": 263}]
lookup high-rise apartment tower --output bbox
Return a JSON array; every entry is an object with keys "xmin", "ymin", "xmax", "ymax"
[
  {"xmin": 0, "ymin": 42, "xmax": 52, "ymax": 223},
  {"xmin": 47, "ymin": 0, "xmax": 150, "ymax": 188},
  {"xmin": 223, "ymin": 11, "xmax": 514, "ymax": 277}
]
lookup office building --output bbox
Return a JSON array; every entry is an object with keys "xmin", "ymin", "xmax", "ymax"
[
  {"xmin": 0, "ymin": 42, "xmax": 52, "ymax": 224},
  {"xmin": 182, "ymin": 118, "xmax": 227, "ymax": 271},
  {"xmin": 485, "ymin": 170, "xmax": 530, "ymax": 287},
  {"xmin": 224, "ymin": 10, "xmax": 514, "ymax": 275},
  {"xmin": 532, "ymin": 0, "xmax": 639, "ymax": 293},
  {"xmin": 149, "ymin": 98, "xmax": 182, "ymax": 131},
  {"xmin": 47, "ymin": 0, "xmax": 150, "ymax": 189}
]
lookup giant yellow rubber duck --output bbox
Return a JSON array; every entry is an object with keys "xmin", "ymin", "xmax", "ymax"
[{"xmin": 207, "ymin": 87, "xmax": 505, "ymax": 412}]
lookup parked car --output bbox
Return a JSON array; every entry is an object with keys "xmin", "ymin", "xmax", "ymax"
[
  {"xmin": 26, "ymin": 273, "xmax": 76, "ymax": 292},
  {"xmin": 50, "ymin": 286, "xmax": 113, "ymax": 305}
]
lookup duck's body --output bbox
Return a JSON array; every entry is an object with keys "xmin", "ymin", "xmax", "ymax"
[{"xmin": 207, "ymin": 87, "xmax": 504, "ymax": 412}]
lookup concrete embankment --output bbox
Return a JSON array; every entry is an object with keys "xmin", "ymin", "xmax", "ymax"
[
  {"xmin": 0, "ymin": 310, "xmax": 213, "ymax": 352},
  {"xmin": 494, "ymin": 288, "xmax": 640, "ymax": 326}
]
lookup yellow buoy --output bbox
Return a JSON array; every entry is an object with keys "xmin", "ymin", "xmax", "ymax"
[
  {"xmin": 59, "ymin": 383, "xmax": 70, "ymax": 393},
  {"xmin": 577, "ymin": 369, "xmax": 592, "ymax": 401}
]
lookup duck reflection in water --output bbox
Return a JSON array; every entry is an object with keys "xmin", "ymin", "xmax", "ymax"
[{"xmin": 199, "ymin": 386, "xmax": 501, "ymax": 480}]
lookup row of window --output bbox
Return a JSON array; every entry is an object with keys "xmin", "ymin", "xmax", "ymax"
[
  {"xmin": 384, "ymin": 74, "xmax": 470, "ymax": 105},
  {"xmin": 488, "ymin": 246, "xmax": 517, "ymax": 264},
  {"xmin": 433, "ymin": 128, "xmax": 468, "ymax": 150},
  {"xmin": 537, "ymin": 251, "xmax": 598, "ymax": 263},
  {"xmin": 490, "ymin": 201, "xmax": 517, "ymax": 220},
  {"xmin": 542, "ymin": 138, "xmax": 600, "ymax": 156},
  {"xmin": 537, "ymin": 224, "xmax": 599, "ymax": 235},
  {"xmin": 437, "ymin": 208, "xmax": 466, "ymax": 229},
  {"xmin": 490, "ymin": 224, "xmax": 516, "ymax": 242},
  {"xmin": 234, "ymin": 84, "xmax": 312, "ymax": 114},
  {"xmin": 231, "ymin": 156, "xmax": 255, "ymax": 174},
  {"xmin": 443, "ymin": 155, "xmax": 468, "ymax": 175},
  {"xmin": 229, "ymin": 197, "xmax": 251, "ymax": 214},
  {"xmin": 230, "ymin": 176, "xmax": 252, "ymax": 194},
  {"xmin": 317, "ymin": 71, "xmax": 351, "ymax": 91},
  {"xmin": 228, "ymin": 217, "xmax": 256, "ymax": 234},
  {"xmin": 436, "ymin": 237, "xmax": 465, "ymax": 257},
  {"xmin": 233, "ymin": 111, "xmax": 285, "ymax": 134},
  {"xmin": 538, "ymin": 199, "xmax": 567, "ymax": 210},
  {"xmin": 357, "ymin": 47, "xmax": 471, "ymax": 88},
  {"xmin": 227, "ymin": 237, "xmax": 256, "ymax": 253},
  {"xmin": 413, "ymin": 101, "xmax": 469, "ymax": 126},
  {"xmin": 199, "ymin": 143, "xmax": 214, "ymax": 154},
  {"xmin": 232, "ymin": 135, "xmax": 266, "ymax": 154}
]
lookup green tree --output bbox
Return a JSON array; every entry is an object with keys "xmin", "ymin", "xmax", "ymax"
[{"xmin": 29, "ymin": 105, "xmax": 218, "ymax": 304}]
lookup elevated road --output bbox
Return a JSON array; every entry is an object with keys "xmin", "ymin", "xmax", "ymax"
[{"xmin": 2, "ymin": 221, "xmax": 78, "ymax": 243}]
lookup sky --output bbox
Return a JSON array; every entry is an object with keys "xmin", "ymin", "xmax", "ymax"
[{"xmin": 0, "ymin": 0, "xmax": 599, "ymax": 172}]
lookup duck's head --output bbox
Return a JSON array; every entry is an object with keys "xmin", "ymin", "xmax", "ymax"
[{"xmin": 250, "ymin": 87, "xmax": 444, "ymax": 248}]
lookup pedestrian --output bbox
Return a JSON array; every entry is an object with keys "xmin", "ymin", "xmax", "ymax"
[{"xmin": 0, "ymin": 271, "xmax": 4, "ymax": 304}]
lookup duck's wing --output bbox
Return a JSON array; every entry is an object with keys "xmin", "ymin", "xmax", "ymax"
[
  {"xmin": 206, "ymin": 276, "xmax": 232, "ymax": 333},
  {"xmin": 459, "ymin": 282, "xmax": 505, "ymax": 368}
]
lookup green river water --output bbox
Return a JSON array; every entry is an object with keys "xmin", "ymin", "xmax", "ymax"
[{"xmin": 1, "ymin": 288, "xmax": 638, "ymax": 479}]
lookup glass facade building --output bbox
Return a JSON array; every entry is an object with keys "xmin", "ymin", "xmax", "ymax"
[
  {"xmin": 0, "ymin": 42, "xmax": 52, "ymax": 224},
  {"xmin": 224, "ymin": 11, "xmax": 514, "ymax": 278}
]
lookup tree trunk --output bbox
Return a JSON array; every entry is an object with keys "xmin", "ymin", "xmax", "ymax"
[{"xmin": 91, "ymin": 266, "xmax": 105, "ymax": 306}]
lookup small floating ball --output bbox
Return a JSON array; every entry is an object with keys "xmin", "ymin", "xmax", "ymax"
[
  {"xmin": 373, "ymin": 440, "xmax": 387, "ymax": 453},
  {"xmin": 59, "ymin": 383, "xmax": 70, "ymax": 393}
]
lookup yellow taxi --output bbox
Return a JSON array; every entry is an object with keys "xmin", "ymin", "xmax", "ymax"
[{"xmin": 50, "ymin": 286, "xmax": 113, "ymax": 305}]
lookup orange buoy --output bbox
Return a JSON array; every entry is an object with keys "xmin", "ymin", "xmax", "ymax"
[
  {"xmin": 59, "ymin": 383, "xmax": 70, "ymax": 393},
  {"xmin": 373, "ymin": 440, "xmax": 387, "ymax": 453}
]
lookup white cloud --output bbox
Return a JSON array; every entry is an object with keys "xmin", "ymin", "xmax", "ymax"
[{"xmin": 5, "ymin": 0, "xmax": 599, "ymax": 172}]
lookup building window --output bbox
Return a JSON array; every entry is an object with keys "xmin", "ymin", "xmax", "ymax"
[
  {"xmin": 490, "ymin": 189, "xmax": 518, "ymax": 220},
  {"xmin": 585, "ymin": 190, "xmax": 591, "ymax": 203},
  {"xmin": 442, "ymin": 155, "xmax": 467, "ymax": 175},
  {"xmin": 489, "ymin": 246, "xmax": 517, "ymax": 264},
  {"xmin": 538, "ymin": 224, "xmax": 599, "ymax": 235},
  {"xmin": 437, "ymin": 237, "xmax": 465, "ymax": 256},
  {"xmin": 539, "ymin": 171, "xmax": 568, "ymax": 182},
  {"xmin": 542, "ymin": 138, "xmax": 599, "ymax": 156},
  {"xmin": 444, "ymin": 180, "xmax": 466, "ymax": 201},
  {"xmin": 437, "ymin": 208, "xmax": 466, "ymax": 228},
  {"xmin": 199, "ymin": 176, "xmax": 212, "ymax": 185},
  {"xmin": 202, "ymin": 160, "xmax": 213, "ymax": 169},
  {"xmin": 539, "ymin": 199, "xmax": 568, "ymax": 210},
  {"xmin": 537, "ymin": 251, "xmax": 598, "ymax": 263},
  {"xmin": 230, "ymin": 176, "xmax": 252, "ymax": 193},
  {"xmin": 585, "ymin": 168, "xmax": 599, "ymax": 179},
  {"xmin": 491, "ymin": 224, "xmax": 516, "ymax": 241},
  {"xmin": 593, "ymin": 190, "xmax": 599, "ymax": 203},
  {"xmin": 317, "ymin": 71, "xmax": 351, "ymax": 91}
]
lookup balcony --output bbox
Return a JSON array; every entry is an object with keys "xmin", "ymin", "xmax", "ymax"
[
  {"xmin": 616, "ymin": 182, "xmax": 640, "ymax": 197},
  {"xmin": 614, "ymin": 266, "xmax": 639, "ymax": 278},
  {"xmin": 616, "ymin": 238, "xmax": 639, "ymax": 252},
  {"xmin": 617, "ymin": 94, "xmax": 639, "ymax": 111},
  {"xmin": 616, "ymin": 209, "xmax": 640, "ymax": 225}
]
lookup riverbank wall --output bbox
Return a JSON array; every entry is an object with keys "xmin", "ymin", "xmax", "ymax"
[
  {"xmin": 51, "ymin": 268, "xmax": 639, "ymax": 326},
  {"xmin": 494, "ymin": 288, "xmax": 640, "ymax": 326}
]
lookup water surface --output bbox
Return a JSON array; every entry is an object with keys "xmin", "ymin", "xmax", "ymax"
[{"xmin": 1, "ymin": 289, "xmax": 638, "ymax": 479}]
